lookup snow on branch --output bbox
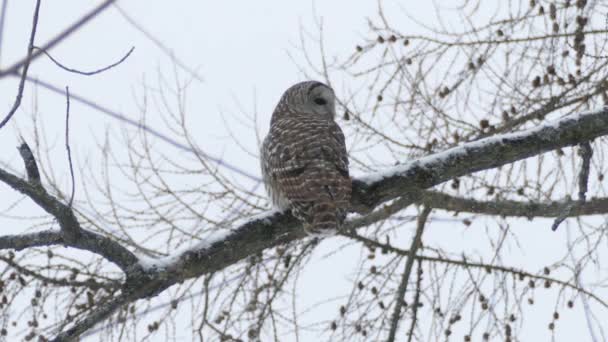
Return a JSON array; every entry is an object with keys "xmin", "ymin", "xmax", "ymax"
[
  {"xmin": 1, "ymin": 107, "xmax": 608, "ymax": 340},
  {"xmin": 146, "ymin": 107, "xmax": 608, "ymax": 286}
]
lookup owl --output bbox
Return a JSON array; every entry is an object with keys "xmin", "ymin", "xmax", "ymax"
[{"xmin": 261, "ymin": 81, "xmax": 351, "ymax": 236}]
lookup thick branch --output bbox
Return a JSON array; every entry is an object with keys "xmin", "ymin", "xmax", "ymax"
[
  {"xmin": 0, "ymin": 230, "xmax": 61, "ymax": 250},
  {"xmin": 47, "ymin": 107, "xmax": 608, "ymax": 340},
  {"xmin": 351, "ymin": 108, "xmax": 608, "ymax": 212},
  {"xmin": 0, "ymin": 167, "xmax": 139, "ymax": 273}
]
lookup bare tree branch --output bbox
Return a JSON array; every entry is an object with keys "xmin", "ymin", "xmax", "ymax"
[
  {"xmin": 0, "ymin": 161, "xmax": 139, "ymax": 273},
  {"xmin": 50, "ymin": 292, "xmax": 135, "ymax": 342},
  {"xmin": 418, "ymin": 191, "xmax": 608, "ymax": 218},
  {"xmin": 0, "ymin": 0, "xmax": 40, "ymax": 129},
  {"xmin": 45, "ymin": 107, "xmax": 608, "ymax": 341},
  {"xmin": 0, "ymin": 0, "xmax": 116, "ymax": 78},
  {"xmin": 387, "ymin": 206, "xmax": 431, "ymax": 342},
  {"xmin": 13, "ymin": 74, "xmax": 262, "ymax": 181},
  {"xmin": 35, "ymin": 46, "xmax": 135, "ymax": 76},
  {"xmin": 0, "ymin": 230, "xmax": 61, "ymax": 250},
  {"xmin": 113, "ymin": 4, "xmax": 205, "ymax": 83}
]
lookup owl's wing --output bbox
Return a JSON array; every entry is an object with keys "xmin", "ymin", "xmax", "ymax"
[{"xmin": 327, "ymin": 120, "xmax": 350, "ymax": 178}]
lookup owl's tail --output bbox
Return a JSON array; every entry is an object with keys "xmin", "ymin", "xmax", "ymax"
[{"xmin": 307, "ymin": 201, "xmax": 345, "ymax": 236}]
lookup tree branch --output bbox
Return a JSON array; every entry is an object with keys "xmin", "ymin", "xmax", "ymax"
[
  {"xmin": 0, "ymin": 230, "xmax": 61, "ymax": 250},
  {"xmin": 387, "ymin": 206, "xmax": 431, "ymax": 342},
  {"xmin": 35, "ymin": 45, "xmax": 134, "ymax": 76},
  {"xmin": 0, "ymin": 0, "xmax": 116, "ymax": 78},
  {"xmin": 22, "ymin": 107, "xmax": 608, "ymax": 340},
  {"xmin": 0, "ymin": 159, "xmax": 139, "ymax": 273},
  {"xmin": 0, "ymin": 0, "xmax": 40, "ymax": 129},
  {"xmin": 418, "ymin": 191, "xmax": 608, "ymax": 218}
]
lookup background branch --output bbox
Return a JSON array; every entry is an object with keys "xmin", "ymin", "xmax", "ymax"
[
  {"xmin": 387, "ymin": 206, "xmax": 431, "ymax": 342},
  {"xmin": 0, "ymin": 0, "xmax": 40, "ymax": 129}
]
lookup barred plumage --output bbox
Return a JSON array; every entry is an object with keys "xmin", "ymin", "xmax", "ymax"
[{"xmin": 261, "ymin": 81, "xmax": 351, "ymax": 236}]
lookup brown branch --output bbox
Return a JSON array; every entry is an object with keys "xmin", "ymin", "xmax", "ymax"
[
  {"xmin": 387, "ymin": 206, "xmax": 431, "ymax": 342},
  {"xmin": 0, "ymin": 0, "xmax": 40, "ymax": 129}
]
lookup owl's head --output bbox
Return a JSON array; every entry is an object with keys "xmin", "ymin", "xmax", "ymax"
[{"xmin": 272, "ymin": 81, "xmax": 336, "ymax": 123}]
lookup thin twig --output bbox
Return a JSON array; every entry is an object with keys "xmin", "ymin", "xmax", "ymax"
[
  {"xmin": 65, "ymin": 86, "xmax": 75, "ymax": 207},
  {"xmin": 50, "ymin": 292, "xmax": 134, "ymax": 342},
  {"xmin": 35, "ymin": 46, "xmax": 135, "ymax": 76},
  {"xmin": 13, "ymin": 74, "xmax": 262, "ymax": 181},
  {"xmin": 386, "ymin": 206, "xmax": 431, "ymax": 342},
  {"xmin": 0, "ymin": 0, "xmax": 116, "ymax": 78},
  {"xmin": 0, "ymin": 0, "xmax": 41, "ymax": 129}
]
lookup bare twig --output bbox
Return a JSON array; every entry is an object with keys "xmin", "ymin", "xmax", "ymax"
[
  {"xmin": 0, "ymin": 0, "xmax": 116, "ymax": 78},
  {"xmin": 14, "ymin": 74, "xmax": 261, "ymax": 181},
  {"xmin": 50, "ymin": 292, "xmax": 135, "ymax": 342},
  {"xmin": 0, "ymin": 0, "xmax": 41, "ymax": 129},
  {"xmin": 386, "ymin": 206, "xmax": 431, "ymax": 342},
  {"xmin": 65, "ymin": 86, "xmax": 75, "ymax": 207},
  {"xmin": 113, "ymin": 4, "xmax": 204, "ymax": 83},
  {"xmin": 35, "ymin": 46, "xmax": 135, "ymax": 76}
]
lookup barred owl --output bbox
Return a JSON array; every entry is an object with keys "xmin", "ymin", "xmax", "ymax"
[{"xmin": 261, "ymin": 81, "xmax": 351, "ymax": 236}]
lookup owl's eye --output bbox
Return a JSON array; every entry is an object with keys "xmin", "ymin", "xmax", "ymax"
[{"xmin": 314, "ymin": 98, "xmax": 327, "ymax": 105}]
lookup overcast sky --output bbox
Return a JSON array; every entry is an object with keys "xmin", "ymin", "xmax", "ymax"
[{"xmin": 0, "ymin": 1, "xmax": 606, "ymax": 341}]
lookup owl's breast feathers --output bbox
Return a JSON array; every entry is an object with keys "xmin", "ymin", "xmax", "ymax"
[{"xmin": 261, "ymin": 116, "xmax": 351, "ymax": 234}]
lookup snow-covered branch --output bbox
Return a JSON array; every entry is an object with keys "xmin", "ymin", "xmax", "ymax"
[{"xmin": 1, "ymin": 107, "xmax": 608, "ymax": 340}]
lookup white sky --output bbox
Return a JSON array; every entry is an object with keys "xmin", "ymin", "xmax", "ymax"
[{"xmin": 0, "ymin": 1, "xmax": 606, "ymax": 341}]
